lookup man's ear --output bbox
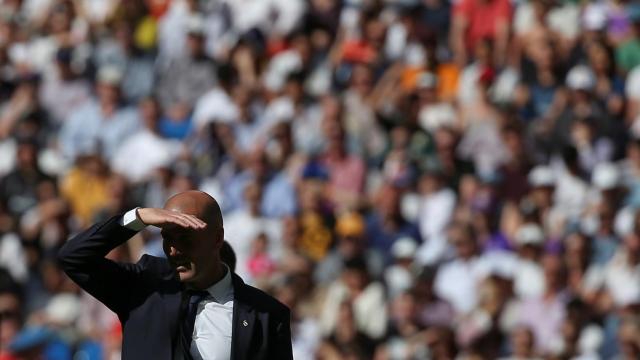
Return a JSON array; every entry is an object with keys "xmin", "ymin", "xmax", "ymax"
[{"xmin": 215, "ymin": 227, "xmax": 225, "ymax": 249}]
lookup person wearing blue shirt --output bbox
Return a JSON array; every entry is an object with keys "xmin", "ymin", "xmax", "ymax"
[{"xmin": 365, "ymin": 184, "xmax": 421, "ymax": 264}]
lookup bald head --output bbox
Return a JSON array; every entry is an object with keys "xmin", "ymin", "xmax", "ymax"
[
  {"xmin": 161, "ymin": 191, "xmax": 226, "ymax": 288},
  {"xmin": 164, "ymin": 191, "xmax": 223, "ymax": 231}
]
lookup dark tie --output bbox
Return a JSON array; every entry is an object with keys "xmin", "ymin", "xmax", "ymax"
[{"xmin": 181, "ymin": 290, "xmax": 210, "ymax": 360}]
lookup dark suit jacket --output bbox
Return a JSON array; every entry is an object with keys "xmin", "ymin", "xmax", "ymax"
[{"xmin": 58, "ymin": 214, "xmax": 293, "ymax": 360}]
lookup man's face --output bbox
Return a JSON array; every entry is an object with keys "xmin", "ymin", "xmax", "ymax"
[
  {"xmin": 342, "ymin": 268, "xmax": 367, "ymax": 291},
  {"xmin": 338, "ymin": 235, "xmax": 362, "ymax": 257},
  {"xmin": 96, "ymin": 83, "xmax": 120, "ymax": 105},
  {"xmin": 511, "ymin": 327, "xmax": 534, "ymax": 356},
  {"xmin": 187, "ymin": 34, "xmax": 205, "ymax": 56},
  {"xmin": 161, "ymin": 224, "xmax": 218, "ymax": 284},
  {"xmin": 378, "ymin": 186, "xmax": 401, "ymax": 218},
  {"xmin": 449, "ymin": 227, "xmax": 476, "ymax": 259},
  {"xmin": 16, "ymin": 143, "xmax": 37, "ymax": 169}
]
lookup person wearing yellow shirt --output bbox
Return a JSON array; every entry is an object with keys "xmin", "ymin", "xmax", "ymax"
[{"xmin": 60, "ymin": 154, "xmax": 110, "ymax": 227}]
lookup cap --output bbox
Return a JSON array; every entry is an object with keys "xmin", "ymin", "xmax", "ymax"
[
  {"xmin": 528, "ymin": 165, "xmax": 555, "ymax": 187},
  {"xmin": 336, "ymin": 212, "xmax": 365, "ymax": 237},
  {"xmin": 592, "ymin": 162, "xmax": 620, "ymax": 190},
  {"xmin": 514, "ymin": 223, "xmax": 545, "ymax": 246},
  {"xmin": 391, "ymin": 237, "xmax": 417, "ymax": 259},
  {"xmin": 566, "ymin": 65, "xmax": 595, "ymax": 91},
  {"xmin": 97, "ymin": 65, "xmax": 123, "ymax": 86},
  {"xmin": 186, "ymin": 14, "xmax": 206, "ymax": 36}
]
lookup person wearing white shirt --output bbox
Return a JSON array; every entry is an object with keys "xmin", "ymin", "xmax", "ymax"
[
  {"xmin": 186, "ymin": 263, "xmax": 234, "ymax": 360},
  {"xmin": 319, "ymin": 256, "xmax": 388, "ymax": 340},
  {"xmin": 192, "ymin": 64, "xmax": 240, "ymax": 132},
  {"xmin": 58, "ymin": 191, "xmax": 293, "ymax": 359},
  {"xmin": 583, "ymin": 232, "xmax": 640, "ymax": 308},
  {"xmin": 111, "ymin": 97, "xmax": 182, "ymax": 183},
  {"xmin": 224, "ymin": 181, "xmax": 282, "ymax": 282},
  {"xmin": 415, "ymin": 169, "xmax": 457, "ymax": 265},
  {"xmin": 433, "ymin": 222, "xmax": 485, "ymax": 315}
]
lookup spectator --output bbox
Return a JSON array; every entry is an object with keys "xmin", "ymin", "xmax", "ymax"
[
  {"xmin": 377, "ymin": 291, "xmax": 423, "ymax": 359},
  {"xmin": 320, "ymin": 120, "xmax": 366, "ymax": 210},
  {"xmin": 59, "ymin": 66, "xmax": 140, "ymax": 161},
  {"xmin": 93, "ymin": 20, "xmax": 155, "ymax": 104},
  {"xmin": 450, "ymin": 0, "xmax": 512, "ymax": 67},
  {"xmin": 616, "ymin": 314, "xmax": 640, "ymax": 360},
  {"xmin": 0, "ymin": 139, "xmax": 52, "ymax": 219},
  {"xmin": 314, "ymin": 211, "xmax": 383, "ymax": 285},
  {"xmin": 317, "ymin": 301, "xmax": 375, "ymax": 360},
  {"xmin": 246, "ymin": 233, "xmax": 277, "ymax": 286},
  {"xmin": 366, "ymin": 184, "xmax": 421, "ymax": 263},
  {"xmin": 499, "ymin": 326, "xmax": 539, "ymax": 360},
  {"xmin": 415, "ymin": 167, "xmax": 456, "ymax": 265},
  {"xmin": 583, "ymin": 227, "xmax": 640, "ymax": 309},
  {"xmin": 319, "ymin": 256, "xmax": 387, "ymax": 340},
  {"xmin": 384, "ymin": 237, "xmax": 418, "ymax": 299},
  {"xmin": 111, "ymin": 96, "xmax": 182, "ymax": 184},
  {"xmin": 224, "ymin": 180, "xmax": 282, "ymax": 282},
  {"xmin": 39, "ymin": 47, "xmax": 90, "ymax": 126},
  {"xmin": 508, "ymin": 254, "xmax": 569, "ymax": 355},
  {"xmin": 223, "ymin": 147, "xmax": 297, "ymax": 217},
  {"xmin": 155, "ymin": 14, "xmax": 215, "ymax": 113},
  {"xmin": 433, "ymin": 222, "xmax": 485, "ymax": 315},
  {"xmin": 497, "ymin": 123, "xmax": 533, "ymax": 203},
  {"xmin": 511, "ymin": 223, "xmax": 546, "ymax": 300},
  {"xmin": 192, "ymin": 63, "xmax": 239, "ymax": 132}
]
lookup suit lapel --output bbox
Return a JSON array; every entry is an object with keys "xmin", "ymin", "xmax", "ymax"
[
  {"xmin": 161, "ymin": 274, "xmax": 186, "ymax": 358},
  {"xmin": 231, "ymin": 274, "xmax": 256, "ymax": 360}
]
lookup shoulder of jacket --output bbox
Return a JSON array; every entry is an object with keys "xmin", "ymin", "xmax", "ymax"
[
  {"xmin": 137, "ymin": 255, "xmax": 177, "ymax": 282},
  {"xmin": 234, "ymin": 277, "xmax": 290, "ymax": 316}
]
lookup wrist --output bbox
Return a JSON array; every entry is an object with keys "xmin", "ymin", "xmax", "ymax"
[{"xmin": 122, "ymin": 207, "xmax": 147, "ymax": 231}]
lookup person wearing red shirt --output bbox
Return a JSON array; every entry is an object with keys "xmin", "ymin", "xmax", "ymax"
[{"xmin": 450, "ymin": 0, "xmax": 512, "ymax": 67}]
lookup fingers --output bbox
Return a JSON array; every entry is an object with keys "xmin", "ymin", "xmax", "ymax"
[
  {"xmin": 139, "ymin": 208, "xmax": 208, "ymax": 229},
  {"xmin": 165, "ymin": 213, "xmax": 190, "ymax": 228},
  {"xmin": 165, "ymin": 211, "xmax": 207, "ymax": 230},
  {"xmin": 177, "ymin": 213, "xmax": 207, "ymax": 229}
]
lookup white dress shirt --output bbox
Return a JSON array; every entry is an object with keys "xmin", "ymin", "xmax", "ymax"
[
  {"xmin": 121, "ymin": 208, "xmax": 235, "ymax": 360},
  {"xmin": 190, "ymin": 266, "xmax": 234, "ymax": 360}
]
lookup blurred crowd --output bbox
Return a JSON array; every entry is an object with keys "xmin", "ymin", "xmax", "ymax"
[{"xmin": 2, "ymin": 0, "xmax": 640, "ymax": 359}]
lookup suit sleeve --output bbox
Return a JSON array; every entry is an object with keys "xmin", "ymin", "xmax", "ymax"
[
  {"xmin": 58, "ymin": 214, "xmax": 143, "ymax": 316},
  {"xmin": 273, "ymin": 308, "xmax": 293, "ymax": 360}
]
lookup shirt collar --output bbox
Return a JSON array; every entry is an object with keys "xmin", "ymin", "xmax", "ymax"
[{"xmin": 205, "ymin": 263, "xmax": 234, "ymax": 303}]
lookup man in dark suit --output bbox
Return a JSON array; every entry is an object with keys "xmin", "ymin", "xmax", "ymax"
[{"xmin": 58, "ymin": 190, "xmax": 292, "ymax": 359}]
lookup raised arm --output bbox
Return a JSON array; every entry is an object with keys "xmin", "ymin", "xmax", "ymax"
[
  {"xmin": 58, "ymin": 208, "xmax": 206, "ymax": 315},
  {"xmin": 57, "ymin": 213, "xmax": 142, "ymax": 315}
]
